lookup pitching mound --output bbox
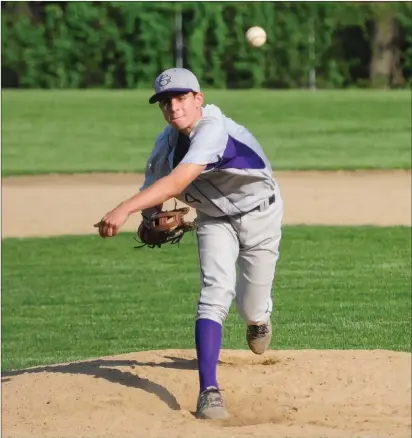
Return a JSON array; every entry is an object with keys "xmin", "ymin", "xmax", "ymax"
[
  {"xmin": 2, "ymin": 349, "xmax": 411, "ymax": 438},
  {"xmin": 2, "ymin": 171, "xmax": 411, "ymax": 437}
]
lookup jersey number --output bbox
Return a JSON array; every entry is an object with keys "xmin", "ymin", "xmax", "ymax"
[{"xmin": 185, "ymin": 193, "xmax": 202, "ymax": 204}]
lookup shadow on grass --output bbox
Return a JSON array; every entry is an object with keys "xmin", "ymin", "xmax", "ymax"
[{"xmin": 1, "ymin": 356, "xmax": 207, "ymax": 411}]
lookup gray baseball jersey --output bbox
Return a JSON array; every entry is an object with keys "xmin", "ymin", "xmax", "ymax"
[
  {"xmin": 141, "ymin": 104, "xmax": 280, "ymax": 217},
  {"xmin": 141, "ymin": 103, "xmax": 284, "ymax": 327}
]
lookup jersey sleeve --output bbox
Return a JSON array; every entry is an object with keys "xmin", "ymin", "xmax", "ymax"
[
  {"xmin": 180, "ymin": 116, "xmax": 228, "ymax": 168},
  {"xmin": 139, "ymin": 130, "xmax": 168, "ymax": 191},
  {"xmin": 139, "ymin": 170, "xmax": 158, "ymax": 192}
]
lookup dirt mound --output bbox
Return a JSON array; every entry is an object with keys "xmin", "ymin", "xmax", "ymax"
[
  {"xmin": 2, "ymin": 349, "xmax": 411, "ymax": 438},
  {"xmin": 2, "ymin": 171, "xmax": 411, "ymax": 437}
]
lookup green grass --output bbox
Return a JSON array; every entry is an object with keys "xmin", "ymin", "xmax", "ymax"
[
  {"xmin": 2, "ymin": 226, "xmax": 411, "ymax": 371},
  {"xmin": 2, "ymin": 89, "xmax": 411, "ymax": 175}
]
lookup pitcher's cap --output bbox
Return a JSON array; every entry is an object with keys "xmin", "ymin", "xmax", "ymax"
[{"xmin": 149, "ymin": 68, "xmax": 201, "ymax": 104}]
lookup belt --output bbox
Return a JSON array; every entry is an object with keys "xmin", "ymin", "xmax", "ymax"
[
  {"xmin": 249, "ymin": 194, "xmax": 275, "ymax": 213},
  {"xmin": 232, "ymin": 194, "xmax": 276, "ymax": 218}
]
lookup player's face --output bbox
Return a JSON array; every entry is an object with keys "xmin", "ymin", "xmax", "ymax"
[{"xmin": 159, "ymin": 92, "xmax": 203, "ymax": 133}]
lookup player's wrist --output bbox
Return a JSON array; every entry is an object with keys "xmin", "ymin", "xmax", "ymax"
[{"xmin": 117, "ymin": 200, "xmax": 134, "ymax": 217}]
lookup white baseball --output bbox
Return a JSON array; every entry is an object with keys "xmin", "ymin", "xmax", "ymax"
[{"xmin": 246, "ymin": 26, "xmax": 267, "ymax": 47}]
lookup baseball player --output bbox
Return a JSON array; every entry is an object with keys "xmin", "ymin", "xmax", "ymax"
[{"xmin": 94, "ymin": 68, "xmax": 284, "ymax": 420}]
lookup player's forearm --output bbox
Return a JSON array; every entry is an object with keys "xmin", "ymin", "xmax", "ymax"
[{"xmin": 119, "ymin": 176, "xmax": 181, "ymax": 215}]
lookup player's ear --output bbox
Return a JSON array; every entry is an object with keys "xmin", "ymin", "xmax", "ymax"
[{"xmin": 194, "ymin": 92, "xmax": 204, "ymax": 108}]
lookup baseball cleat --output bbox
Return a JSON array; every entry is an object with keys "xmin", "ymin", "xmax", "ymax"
[
  {"xmin": 247, "ymin": 318, "xmax": 272, "ymax": 355},
  {"xmin": 195, "ymin": 386, "xmax": 229, "ymax": 420}
]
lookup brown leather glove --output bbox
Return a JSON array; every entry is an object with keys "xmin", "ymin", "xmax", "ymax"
[{"xmin": 135, "ymin": 206, "xmax": 196, "ymax": 248}]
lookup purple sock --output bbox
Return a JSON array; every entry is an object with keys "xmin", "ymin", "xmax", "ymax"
[{"xmin": 195, "ymin": 318, "xmax": 222, "ymax": 392}]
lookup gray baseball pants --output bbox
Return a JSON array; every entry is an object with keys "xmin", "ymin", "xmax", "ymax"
[{"xmin": 195, "ymin": 193, "xmax": 284, "ymax": 326}]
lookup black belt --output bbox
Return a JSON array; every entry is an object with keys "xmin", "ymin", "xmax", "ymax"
[
  {"xmin": 232, "ymin": 194, "xmax": 275, "ymax": 218},
  {"xmin": 249, "ymin": 194, "xmax": 275, "ymax": 213}
]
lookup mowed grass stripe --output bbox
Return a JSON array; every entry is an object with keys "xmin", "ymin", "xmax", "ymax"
[
  {"xmin": 2, "ymin": 226, "xmax": 411, "ymax": 371},
  {"xmin": 2, "ymin": 89, "xmax": 411, "ymax": 175}
]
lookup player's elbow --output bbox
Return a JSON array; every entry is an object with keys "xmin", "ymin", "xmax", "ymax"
[
  {"xmin": 164, "ymin": 173, "xmax": 195, "ymax": 197},
  {"xmin": 158, "ymin": 176, "xmax": 183, "ymax": 199},
  {"xmin": 167, "ymin": 179, "xmax": 188, "ymax": 198}
]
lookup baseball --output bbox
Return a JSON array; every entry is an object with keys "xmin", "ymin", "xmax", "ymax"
[{"xmin": 246, "ymin": 26, "xmax": 267, "ymax": 47}]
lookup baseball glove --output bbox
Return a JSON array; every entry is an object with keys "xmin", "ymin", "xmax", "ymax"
[{"xmin": 134, "ymin": 205, "xmax": 197, "ymax": 249}]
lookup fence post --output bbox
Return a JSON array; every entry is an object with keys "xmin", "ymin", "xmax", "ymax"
[{"xmin": 175, "ymin": 7, "xmax": 184, "ymax": 68}]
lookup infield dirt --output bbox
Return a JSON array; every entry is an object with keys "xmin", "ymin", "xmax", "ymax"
[{"xmin": 1, "ymin": 170, "xmax": 411, "ymax": 438}]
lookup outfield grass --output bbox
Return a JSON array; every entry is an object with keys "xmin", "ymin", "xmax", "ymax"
[
  {"xmin": 2, "ymin": 226, "xmax": 410, "ymax": 371},
  {"xmin": 2, "ymin": 89, "xmax": 411, "ymax": 175}
]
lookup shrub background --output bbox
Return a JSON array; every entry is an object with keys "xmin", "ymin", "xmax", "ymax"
[{"xmin": 2, "ymin": 1, "xmax": 411, "ymax": 90}]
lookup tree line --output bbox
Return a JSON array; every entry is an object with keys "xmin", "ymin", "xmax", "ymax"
[{"xmin": 2, "ymin": 1, "xmax": 411, "ymax": 89}]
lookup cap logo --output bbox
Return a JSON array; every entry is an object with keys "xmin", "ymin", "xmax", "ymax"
[{"xmin": 157, "ymin": 73, "xmax": 172, "ymax": 89}]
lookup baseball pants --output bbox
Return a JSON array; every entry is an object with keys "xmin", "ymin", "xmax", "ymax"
[{"xmin": 195, "ymin": 194, "xmax": 284, "ymax": 326}]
